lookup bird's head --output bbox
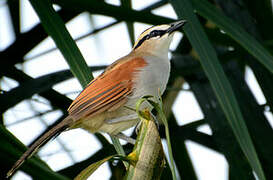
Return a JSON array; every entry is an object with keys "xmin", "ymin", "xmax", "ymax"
[{"xmin": 132, "ymin": 20, "xmax": 186, "ymax": 56}]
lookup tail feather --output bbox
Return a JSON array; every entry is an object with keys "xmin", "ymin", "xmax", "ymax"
[{"xmin": 7, "ymin": 116, "xmax": 73, "ymax": 178}]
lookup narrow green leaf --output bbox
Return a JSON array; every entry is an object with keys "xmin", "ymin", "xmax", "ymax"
[
  {"xmin": 170, "ymin": 0, "xmax": 265, "ymax": 179},
  {"xmin": 29, "ymin": 0, "xmax": 126, "ymax": 163},
  {"xmin": 0, "ymin": 125, "xmax": 69, "ymax": 179},
  {"xmin": 3, "ymin": 67, "xmax": 72, "ymax": 112},
  {"xmin": 191, "ymin": 0, "xmax": 273, "ymax": 74},
  {"xmin": 110, "ymin": 136, "xmax": 129, "ymax": 169},
  {"xmin": 240, "ymin": 0, "xmax": 273, "ymax": 40},
  {"xmin": 0, "ymin": 66, "xmax": 106, "ymax": 113},
  {"xmin": 188, "ymin": 75, "xmax": 255, "ymax": 179},
  {"xmin": 121, "ymin": 0, "xmax": 135, "ymax": 46},
  {"xmin": 27, "ymin": 0, "xmax": 168, "ymax": 61},
  {"xmin": 213, "ymin": 0, "xmax": 273, "ymax": 137},
  {"xmin": 227, "ymin": 62, "xmax": 273, "ymax": 177},
  {"xmin": 170, "ymin": 133, "xmax": 198, "ymax": 180},
  {"xmin": 29, "ymin": 0, "xmax": 93, "ymax": 87},
  {"xmin": 57, "ymin": 144, "xmax": 116, "ymax": 178},
  {"xmin": 55, "ymin": 0, "xmax": 174, "ymax": 25},
  {"xmin": 75, "ymin": 155, "xmax": 115, "ymax": 180}
]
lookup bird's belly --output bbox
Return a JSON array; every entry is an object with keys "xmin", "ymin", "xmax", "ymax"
[
  {"xmin": 99, "ymin": 117, "xmax": 139, "ymax": 135},
  {"xmin": 132, "ymin": 56, "xmax": 170, "ymax": 99},
  {"xmin": 76, "ymin": 105, "xmax": 139, "ymax": 135}
]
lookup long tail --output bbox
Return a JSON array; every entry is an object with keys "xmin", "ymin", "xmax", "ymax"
[{"xmin": 7, "ymin": 116, "xmax": 73, "ymax": 178}]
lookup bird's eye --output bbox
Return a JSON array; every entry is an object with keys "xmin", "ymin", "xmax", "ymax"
[
  {"xmin": 150, "ymin": 30, "xmax": 160, "ymax": 37},
  {"xmin": 149, "ymin": 30, "xmax": 166, "ymax": 38}
]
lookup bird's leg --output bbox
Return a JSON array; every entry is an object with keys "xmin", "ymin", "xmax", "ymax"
[
  {"xmin": 124, "ymin": 105, "xmax": 136, "ymax": 112},
  {"xmin": 105, "ymin": 114, "xmax": 139, "ymax": 144},
  {"xmin": 113, "ymin": 133, "xmax": 136, "ymax": 145}
]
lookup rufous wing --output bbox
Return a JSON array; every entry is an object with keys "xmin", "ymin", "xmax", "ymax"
[{"xmin": 68, "ymin": 57, "xmax": 147, "ymax": 120}]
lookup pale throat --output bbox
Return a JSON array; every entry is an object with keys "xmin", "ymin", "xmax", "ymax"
[{"xmin": 136, "ymin": 38, "xmax": 173, "ymax": 58}]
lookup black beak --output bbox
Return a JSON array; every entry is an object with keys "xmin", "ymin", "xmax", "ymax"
[{"xmin": 167, "ymin": 20, "xmax": 187, "ymax": 34}]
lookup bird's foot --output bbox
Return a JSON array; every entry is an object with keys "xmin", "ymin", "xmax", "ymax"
[{"xmin": 113, "ymin": 133, "xmax": 136, "ymax": 145}]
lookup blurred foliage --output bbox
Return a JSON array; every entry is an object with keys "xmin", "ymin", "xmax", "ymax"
[{"xmin": 0, "ymin": 0, "xmax": 273, "ymax": 179}]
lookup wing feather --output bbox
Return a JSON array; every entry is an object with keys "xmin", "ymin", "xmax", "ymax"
[
  {"xmin": 68, "ymin": 57, "xmax": 147, "ymax": 120},
  {"xmin": 74, "ymin": 83, "xmax": 130, "ymax": 118}
]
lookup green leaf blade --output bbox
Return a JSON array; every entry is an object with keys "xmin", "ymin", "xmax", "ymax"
[
  {"xmin": 29, "ymin": 0, "xmax": 93, "ymax": 88},
  {"xmin": 170, "ymin": 0, "xmax": 266, "ymax": 179},
  {"xmin": 191, "ymin": 0, "xmax": 273, "ymax": 74},
  {"xmin": 75, "ymin": 155, "xmax": 115, "ymax": 180}
]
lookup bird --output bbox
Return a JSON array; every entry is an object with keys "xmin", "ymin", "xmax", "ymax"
[{"xmin": 7, "ymin": 20, "xmax": 186, "ymax": 177}]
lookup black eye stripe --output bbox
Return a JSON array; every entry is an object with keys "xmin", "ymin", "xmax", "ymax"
[
  {"xmin": 134, "ymin": 29, "xmax": 167, "ymax": 49},
  {"xmin": 149, "ymin": 30, "xmax": 166, "ymax": 38}
]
